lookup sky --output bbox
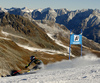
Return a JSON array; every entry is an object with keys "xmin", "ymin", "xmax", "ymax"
[{"xmin": 0, "ymin": 0, "xmax": 100, "ymax": 10}]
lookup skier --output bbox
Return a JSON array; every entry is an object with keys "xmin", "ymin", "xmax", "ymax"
[{"xmin": 25, "ymin": 56, "xmax": 43, "ymax": 70}]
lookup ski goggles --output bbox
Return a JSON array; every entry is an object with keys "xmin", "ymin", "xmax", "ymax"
[{"xmin": 30, "ymin": 57, "xmax": 35, "ymax": 60}]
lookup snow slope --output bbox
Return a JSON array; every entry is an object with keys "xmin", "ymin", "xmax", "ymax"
[{"xmin": 0, "ymin": 54, "xmax": 100, "ymax": 83}]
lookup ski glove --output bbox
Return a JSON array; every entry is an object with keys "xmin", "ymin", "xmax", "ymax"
[{"xmin": 25, "ymin": 65, "xmax": 28, "ymax": 68}]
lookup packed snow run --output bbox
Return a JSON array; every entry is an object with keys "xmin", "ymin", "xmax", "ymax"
[{"xmin": 0, "ymin": 54, "xmax": 100, "ymax": 83}]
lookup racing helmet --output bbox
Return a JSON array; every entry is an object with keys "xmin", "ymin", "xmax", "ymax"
[{"xmin": 30, "ymin": 56, "xmax": 35, "ymax": 60}]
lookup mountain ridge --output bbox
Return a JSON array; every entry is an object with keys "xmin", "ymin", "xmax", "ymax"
[{"xmin": 1, "ymin": 7, "xmax": 99, "ymax": 43}]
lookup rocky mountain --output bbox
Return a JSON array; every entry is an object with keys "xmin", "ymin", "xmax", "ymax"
[
  {"xmin": 0, "ymin": 8, "xmax": 100, "ymax": 77},
  {"xmin": 58, "ymin": 9, "xmax": 100, "ymax": 44},
  {"xmin": 1, "ymin": 7, "xmax": 99, "ymax": 43},
  {"xmin": 33, "ymin": 8, "xmax": 100, "ymax": 44}
]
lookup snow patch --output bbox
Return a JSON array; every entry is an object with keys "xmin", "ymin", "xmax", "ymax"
[
  {"xmin": 1, "ymin": 30, "xmax": 26, "ymax": 39},
  {"xmin": 1, "ymin": 30, "xmax": 71, "ymax": 56},
  {"xmin": 17, "ymin": 43, "xmax": 69, "ymax": 56},
  {"xmin": 21, "ymin": 7, "xmax": 33, "ymax": 13},
  {"xmin": 47, "ymin": 33, "xmax": 75, "ymax": 57},
  {"xmin": 0, "ymin": 37, "xmax": 10, "ymax": 40}
]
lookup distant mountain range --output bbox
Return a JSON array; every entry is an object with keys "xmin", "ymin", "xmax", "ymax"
[{"xmin": 1, "ymin": 7, "xmax": 99, "ymax": 43}]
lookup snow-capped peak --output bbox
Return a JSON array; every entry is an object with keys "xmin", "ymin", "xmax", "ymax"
[
  {"xmin": 0, "ymin": 7, "xmax": 7, "ymax": 12},
  {"xmin": 7, "ymin": 7, "xmax": 18, "ymax": 11},
  {"xmin": 41, "ymin": 7, "xmax": 55, "ymax": 13},
  {"xmin": 21, "ymin": 7, "xmax": 33, "ymax": 13},
  {"xmin": 34, "ymin": 8, "xmax": 43, "ymax": 12}
]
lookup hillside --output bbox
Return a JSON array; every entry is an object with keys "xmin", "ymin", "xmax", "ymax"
[
  {"xmin": 36, "ymin": 20, "xmax": 100, "ymax": 56},
  {"xmin": 0, "ymin": 12, "xmax": 67, "ymax": 76}
]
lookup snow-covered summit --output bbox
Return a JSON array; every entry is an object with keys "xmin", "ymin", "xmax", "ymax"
[
  {"xmin": 41, "ymin": 7, "xmax": 53, "ymax": 13},
  {"xmin": 7, "ymin": 7, "xmax": 18, "ymax": 11},
  {"xmin": 21, "ymin": 7, "xmax": 33, "ymax": 13},
  {"xmin": 34, "ymin": 8, "xmax": 43, "ymax": 12},
  {"xmin": 0, "ymin": 7, "xmax": 7, "ymax": 12},
  {"xmin": 0, "ymin": 7, "xmax": 34, "ymax": 13}
]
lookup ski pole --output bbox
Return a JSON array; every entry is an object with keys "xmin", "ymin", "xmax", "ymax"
[{"xmin": 13, "ymin": 69, "xmax": 22, "ymax": 75}]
